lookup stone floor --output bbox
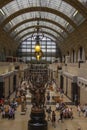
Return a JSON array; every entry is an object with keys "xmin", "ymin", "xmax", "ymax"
[{"xmin": 0, "ymin": 90, "xmax": 87, "ymax": 130}]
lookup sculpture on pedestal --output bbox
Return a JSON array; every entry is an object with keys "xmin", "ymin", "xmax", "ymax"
[{"xmin": 28, "ymin": 64, "xmax": 48, "ymax": 130}]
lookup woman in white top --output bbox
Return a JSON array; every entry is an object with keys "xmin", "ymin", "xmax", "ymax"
[{"xmin": 77, "ymin": 104, "xmax": 81, "ymax": 117}]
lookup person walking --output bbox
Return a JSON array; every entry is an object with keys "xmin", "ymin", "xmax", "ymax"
[{"xmin": 58, "ymin": 110, "xmax": 64, "ymax": 122}]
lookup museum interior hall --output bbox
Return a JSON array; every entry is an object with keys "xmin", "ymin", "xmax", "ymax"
[{"xmin": 0, "ymin": 0, "xmax": 87, "ymax": 130}]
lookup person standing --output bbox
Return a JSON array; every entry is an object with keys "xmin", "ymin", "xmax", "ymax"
[
  {"xmin": 47, "ymin": 106, "xmax": 52, "ymax": 121},
  {"xmin": 77, "ymin": 104, "xmax": 81, "ymax": 117},
  {"xmin": 74, "ymin": 94, "xmax": 78, "ymax": 105},
  {"xmin": 46, "ymin": 92, "xmax": 50, "ymax": 104},
  {"xmin": 51, "ymin": 110, "xmax": 56, "ymax": 128}
]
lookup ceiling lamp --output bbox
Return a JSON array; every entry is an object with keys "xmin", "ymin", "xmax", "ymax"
[
  {"xmin": 35, "ymin": 35, "xmax": 41, "ymax": 52},
  {"xmin": 32, "ymin": 21, "xmax": 44, "ymax": 60},
  {"xmin": 35, "ymin": 44, "xmax": 41, "ymax": 52}
]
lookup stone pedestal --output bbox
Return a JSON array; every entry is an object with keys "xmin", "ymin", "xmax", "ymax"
[{"xmin": 28, "ymin": 109, "xmax": 48, "ymax": 130}]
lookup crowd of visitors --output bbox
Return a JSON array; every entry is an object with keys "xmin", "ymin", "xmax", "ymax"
[
  {"xmin": 0, "ymin": 79, "xmax": 86, "ymax": 130},
  {"xmin": 0, "ymin": 98, "xmax": 17, "ymax": 119},
  {"xmin": 45, "ymin": 85, "xmax": 87, "ymax": 129},
  {"xmin": 0, "ymin": 81, "xmax": 27, "ymax": 120}
]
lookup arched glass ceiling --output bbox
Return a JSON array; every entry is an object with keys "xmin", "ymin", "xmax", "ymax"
[
  {"xmin": 10, "ymin": 21, "xmax": 67, "ymax": 38},
  {"xmin": 14, "ymin": 28, "xmax": 60, "ymax": 41},
  {"xmin": 4, "ymin": 12, "xmax": 73, "ymax": 31},
  {"xmin": 0, "ymin": 0, "xmax": 86, "ymax": 43},
  {"xmin": 16, "ymin": 31, "xmax": 58, "ymax": 43},
  {"xmin": 12, "ymin": 27, "xmax": 64, "ymax": 41},
  {"xmin": 7, "ymin": 19, "xmax": 66, "ymax": 34},
  {"xmin": 20, "ymin": 34, "xmax": 56, "ymax": 43},
  {"xmin": 78, "ymin": 0, "xmax": 87, "ymax": 6},
  {"xmin": 1, "ymin": 0, "xmax": 84, "ymax": 23}
]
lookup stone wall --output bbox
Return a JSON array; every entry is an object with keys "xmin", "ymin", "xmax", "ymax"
[
  {"xmin": 59, "ymin": 20, "xmax": 87, "ymax": 59},
  {"xmin": 0, "ymin": 27, "xmax": 18, "ymax": 57}
]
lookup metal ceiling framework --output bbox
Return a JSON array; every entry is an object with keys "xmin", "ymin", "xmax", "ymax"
[
  {"xmin": 1, "ymin": 7, "xmax": 77, "ymax": 28},
  {"xmin": 9, "ymin": 18, "xmax": 69, "ymax": 35},
  {"xmin": 0, "ymin": 0, "xmax": 87, "ymax": 43},
  {"xmin": 9, "ymin": 18, "xmax": 69, "ymax": 42},
  {"xmin": 0, "ymin": 7, "xmax": 77, "ymax": 42},
  {"xmin": 15, "ymin": 28, "xmax": 60, "ymax": 42},
  {"xmin": 20, "ymin": 34, "xmax": 56, "ymax": 43},
  {"xmin": 14, "ymin": 25, "xmax": 65, "ymax": 39},
  {"xmin": 0, "ymin": 0, "xmax": 87, "ymax": 17},
  {"xmin": 17, "ymin": 31, "xmax": 58, "ymax": 43}
]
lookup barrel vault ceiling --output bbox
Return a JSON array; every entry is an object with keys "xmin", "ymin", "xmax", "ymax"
[{"xmin": 0, "ymin": 0, "xmax": 87, "ymax": 45}]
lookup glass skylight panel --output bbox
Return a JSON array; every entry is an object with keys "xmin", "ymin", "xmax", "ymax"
[
  {"xmin": 46, "ymin": 49, "xmax": 52, "ymax": 52},
  {"xmin": 65, "ymin": 24, "xmax": 74, "ymax": 32},
  {"xmin": 18, "ymin": 35, "xmax": 28, "ymax": 41},
  {"xmin": 17, "ymin": 0, "xmax": 30, "ymax": 9},
  {"xmin": 42, "ymin": 21, "xmax": 64, "ymax": 33},
  {"xmin": 22, "ymin": 34, "xmax": 55, "ymax": 42},
  {"xmin": 42, "ymin": 28, "xmax": 58, "ymax": 37},
  {"xmin": 46, "ymin": 57, "xmax": 51, "ymax": 61},
  {"xmin": 2, "ymin": 1, "xmax": 19, "ymax": 17},
  {"xmin": 2, "ymin": 0, "xmax": 31, "ymax": 18},
  {"xmin": 52, "ymin": 49, "xmax": 56, "ymax": 52},
  {"xmin": 40, "ymin": 0, "xmax": 48, "ymax": 7},
  {"xmin": 43, "ymin": 35, "xmax": 55, "ymax": 41},
  {"xmin": 44, "ymin": 12, "xmax": 69, "ymax": 29},
  {"xmin": 21, "ymin": 44, "xmax": 27, "ymax": 48},
  {"xmin": 16, "ymin": 25, "xmax": 26, "ymax": 33},
  {"xmin": 47, "ymin": 0, "xmax": 62, "ymax": 10},
  {"xmin": 51, "ymin": 46, "xmax": 56, "ymax": 49},
  {"xmin": 15, "ymin": 21, "xmax": 37, "ymax": 32},
  {"xmin": 59, "ymin": 1, "xmax": 76, "ymax": 18},
  {"xmin": 47, "ymin": 46, "xmax": 52, "ymax": 49},
  {"xmin": 4, "ymin": 11, "xmax": 73, "ymax": 32},
  {"xmin": 42, "ymin": 49, "xmax": 46, "ymax": 52},
  {"xmin": 72, "ymin": 13, "xmax": 85, "ymax": 25},
  {"xmin": 46, "ymin": 12, "xmax": 56, "ymax": 20},
  {"xmin": 41, "ymin": 26, "xmax": 53, "ymax": 35},
  {"xmin": 12, "ymin": 15, "xmax": 23, "ymax": 25},
  {"xmin": 16, "ymin": 28, "xmax": 34, "ymax": 38},
  {"xmin": 1, "ymin": 0, "xmax": 85, "ymax": 28},
  {"xmin": 31, "ymin": 11, "xmax": 40, "ymax": 18},
  {"xmin": 22, "ymin": 13, "xmax": 32, "ymax": 19},
  {"xmin": 78, "ymin": 0, "xmax": 87, "ymax": 6},
  {"xmin": 41, "ymin": 46, "xmax": 46, "ymax": 49},
  {"xmin": 32, "ymin": 57, "xmax": 36, "ymax": 60},
  {"xmin": 58, "ymin": 18, "xmax": 68, "ymax": 28}
]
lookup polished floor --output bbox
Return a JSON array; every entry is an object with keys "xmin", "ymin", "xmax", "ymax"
[{"xmin": 0, "ymin": 89, "xmax": 87, "ymax": 130}]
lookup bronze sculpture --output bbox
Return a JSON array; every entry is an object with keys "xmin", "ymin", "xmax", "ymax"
[{"xmin": 28, "ymin": 64, "xmax": 48, "ymax": 130}]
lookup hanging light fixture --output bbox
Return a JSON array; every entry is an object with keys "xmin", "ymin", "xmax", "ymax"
[
  {"xmin": 32, "ymin": 20, "xmax": 44, "ymax": 60},
  {"xmin": 36, "ymin": 55, "xmax": 40, "ymax": 61},
  {"xmin": 35, "ymin": 35, "xmax": 41, "ymax": 52},
  {"xmin": 35, "ymin": 50, "xmax": 43, "ymax": 61}
]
